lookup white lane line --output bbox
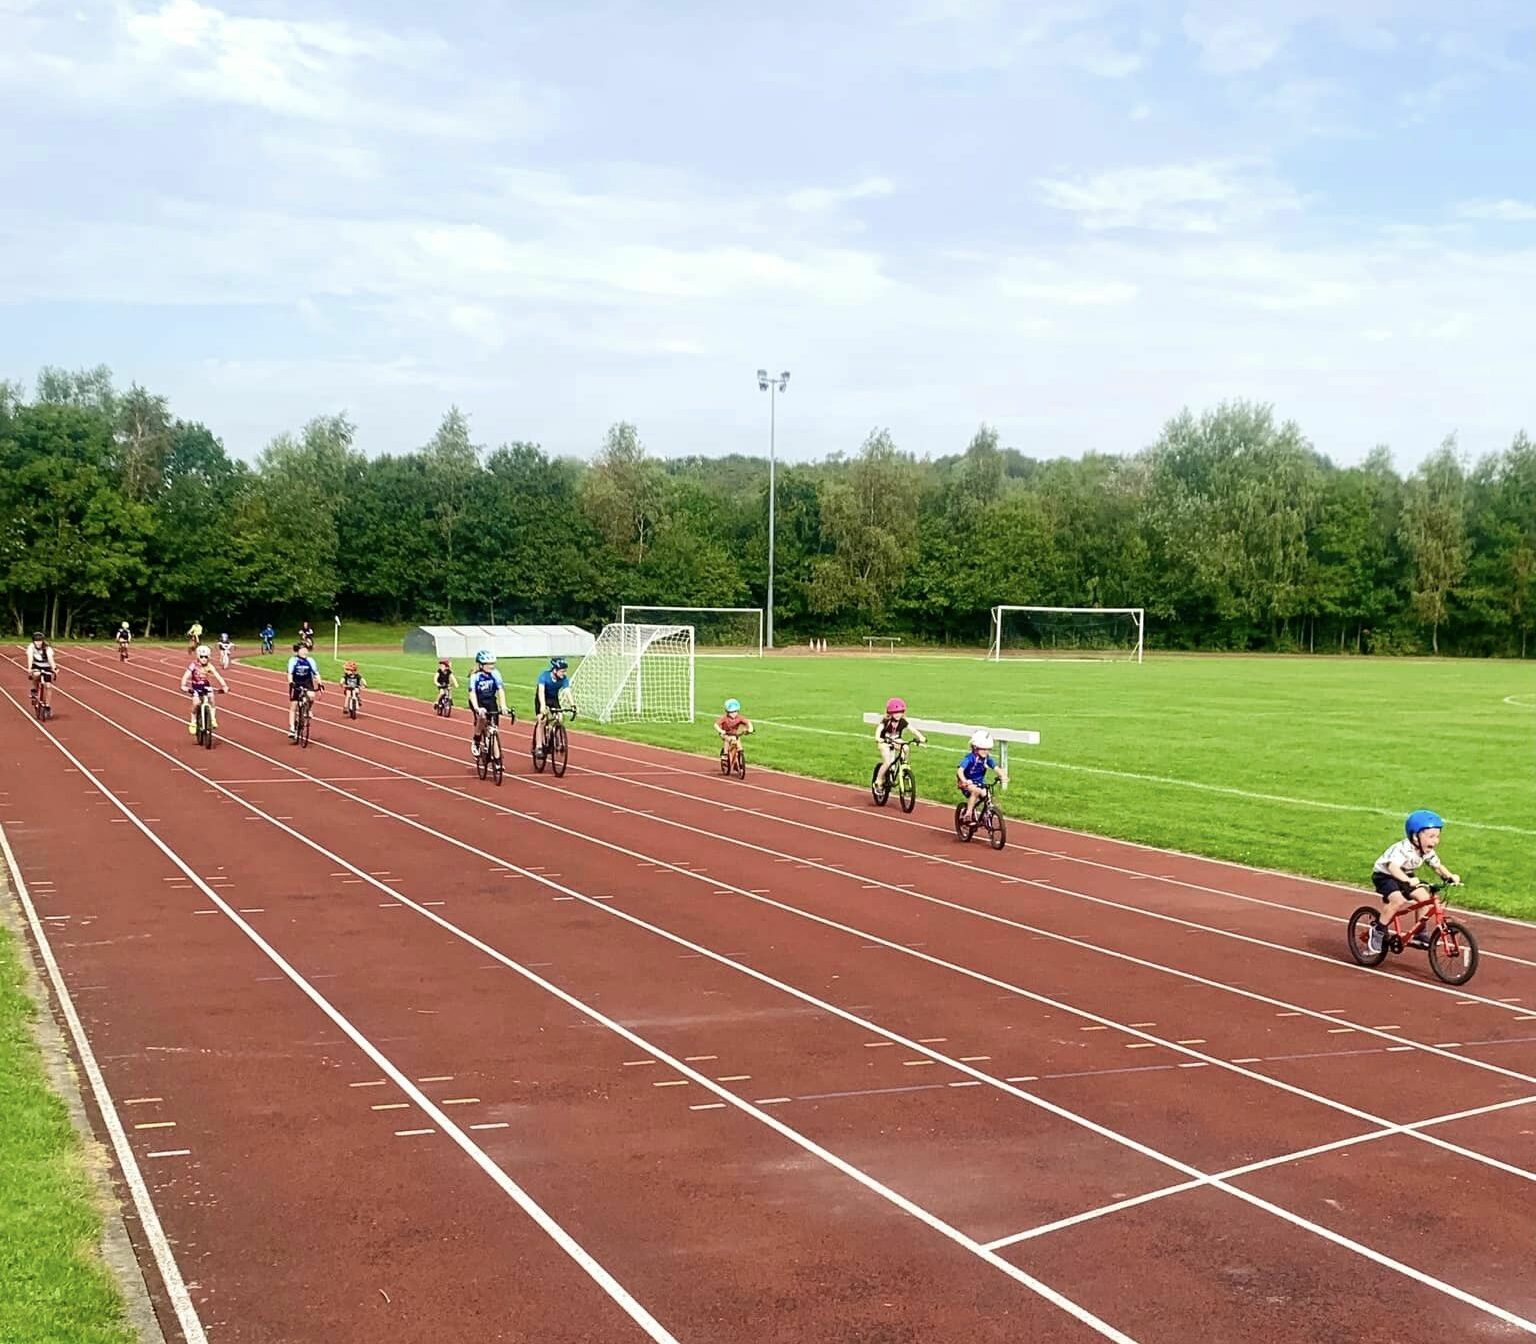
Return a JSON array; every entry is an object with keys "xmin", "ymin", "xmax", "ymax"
[
  {"xmin": 2, "ymin": 706, "xmax": 682, "ymax": 1344},
  {"xmin": 147, "ymin": 1149, "xmax": 192, "ymax": 1159},
  {"xmin": 42, "ymin": 684, "xmax": 1136, "ymax": 1344},
  {"xmin": 395, "ymin": 1129, "xmax": 435, "ymax": 1137},
  {"xmin": 60, "ymin": 666, "xmax": 1536, "ymax": 1328},
  {"xmin": 470, "ymin": 1122, "xmax": 510, "ymax": 1131},
  {"xmin": 123, "ymin": 1096, "xmax": 163, "ymax": 1105},
  {"xmin": 0, "ymin": 822, "xmax": 211, "ymax": 1344},
  {"xmin": 134, "ymin": 1121, "xmax": 176, "ymax": 1130},
  {"xmin": 78, "ymin": 670, "xmax": 1536, "ymax": 1194}
]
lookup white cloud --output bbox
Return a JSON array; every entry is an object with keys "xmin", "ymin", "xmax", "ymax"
[
  {"xmin": 1456, "ymin": 199, "xmax": 1536, "ymax": 222},
  {"xmin": 1038, "ymin": 160, "xmax": 1302, "ymax": 233},
  {"xmin": 785, "ymin": 177, "xmax": 896, "ymax": 213},
  {"xmin": 1181, "ymin": 10, "xmax": 1287, "ymax": 73}
]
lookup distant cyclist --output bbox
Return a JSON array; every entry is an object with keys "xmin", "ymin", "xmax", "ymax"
[
  {"xmin": 259, "ymin": 623, "xmax": 276, "ymax": 654},
  {"xmin": 27, "ymin": 633, "xmax": 58, "ymax": 715},
  {"xmin": 115, "ymin": 621, "xmax": 132, "ymax": 656},
  {"xmin": 341, "ymin": 660, "xmax": 366, "ymax": 713},
  {"xmin": 185, "ymin": 619, "xmax": 204, "ymax": 654},
  {"xmin": 286, "ymin": 641, "xmax": 323, "ymax": 742},
  {"xmin": 180, "ymin": 644, "xmax": 229, "ymax": 735},
  {"xmin": 468, "ymin": 649, "xmax": 510, "ymax": 761},
  {"xmin": 433, "ymin": 659, "xmax": 458, "ymax": 709},
  {"xmin": 873, "ymin": 696, "xmax": 926, "ymax": 792},
  {"xmin": 298, "ymin": 619, "xmax": 315, "ymax": 651},
  {"xmin": 217, "ymin": 632, "xmax": 234, "ymax": 668}
]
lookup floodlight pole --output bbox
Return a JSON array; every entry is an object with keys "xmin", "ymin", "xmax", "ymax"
[{"xmin": 757, "ymin": 368, "xmax": 789, "ymax": 649}]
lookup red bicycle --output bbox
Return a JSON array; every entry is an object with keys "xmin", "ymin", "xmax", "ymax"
[{"xmin": 1347, "ymin": 882, "xmax": 1479, "ymax": 985}]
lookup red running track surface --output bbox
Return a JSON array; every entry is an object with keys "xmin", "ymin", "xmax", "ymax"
[{"xmin": 2, "ymin": 645, "xmax": 1535, "ymax": 1344}]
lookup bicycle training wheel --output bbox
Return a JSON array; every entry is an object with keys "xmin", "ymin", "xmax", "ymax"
[
  {"xmin": 898, "ymin": 769, "xmax": 916, "ymax": 814},
  {"xmin": 1427, "ymin": 921, "xmax": 1479, "ymax": 985},
  {"xmin": 870, "ymin": 764, "xmax": 890, "ymax": 806},
  {"xmin": 551, "ymin": 723, "xmax": 569, "ymax": 778},
  {"xmin": 1346, "ymin": 906, "xmax": 1389, "ymax": 968}
]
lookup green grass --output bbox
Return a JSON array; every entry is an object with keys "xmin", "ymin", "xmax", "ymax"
[
  {"xmin": 0, "ymin": 917, "xmax": 135, "ymax": 1344},
  {"xmin": 248, "ymin": 648, "xmax": 1536, "ymax": 920}
]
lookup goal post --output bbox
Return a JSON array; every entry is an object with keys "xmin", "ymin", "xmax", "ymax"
[
  {"xmin": 570, "ymin": 623, "xmax": 696, "ymax": 723},
  {"xmin": 989, "ymin": 606, "xmax": 1145, "ymax": 663},
  {"xmin": 619, "ymin": 606, "xmax": 764, "ymax": 657}
]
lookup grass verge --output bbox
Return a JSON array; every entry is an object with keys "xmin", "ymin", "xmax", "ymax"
[
  {"xmin": 246, "ymin": 649, "xmax": 1536, "ymax": 920},
  {"xmin": 0, "ymin": 890, "xmax": 135, "ymax": 1344}
]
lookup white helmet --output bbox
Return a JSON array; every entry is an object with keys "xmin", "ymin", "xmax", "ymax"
[
  {"xmin": 969, "ymin": 730, "xmax": 993, "ymax": 751},
  {"xmin": 195, "ymin": 644, "xmax": 211, "ymax": 660}
]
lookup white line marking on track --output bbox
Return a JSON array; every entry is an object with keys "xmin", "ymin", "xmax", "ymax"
[
  {"xmin": 0, "ymin": 823, "xmax": 211, "ymax": 1344},
  {"xmin": 469, "ymin": 1122, "xmax": 509, "ymax": 1131},
  {"xmin": 147, "ymin": 1149, "xmax": 192, "ymax": 1159}
]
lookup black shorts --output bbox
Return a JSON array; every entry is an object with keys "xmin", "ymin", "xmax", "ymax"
[
  {"xmin": 31, "ymin": 668, "xmax": 55, "ymax": 682},
  {"xmin": 1371, "ymin": 871, "xmax": 1413, "ymax": 901},
  {"xmin": 289, "ymin": 682, "xmax": 315, "ymax": 702}
]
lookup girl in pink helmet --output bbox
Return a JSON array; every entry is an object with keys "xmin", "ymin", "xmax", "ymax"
[{"xmin": 873, "ymin": 697, "xmax": 926, "ymax": 793}]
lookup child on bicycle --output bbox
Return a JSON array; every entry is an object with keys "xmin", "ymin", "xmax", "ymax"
[
  {"xmin": 115, "ymin": 621, "xmax": 132, "ymax": 651},
  {"xmin": 341, "ymin": 660, "xmax": 366, "ymax": 707},
  {"xmin": 180, "ymin": 644, "xmax": 229, "ymax": 734},
  {"xmin": 1368, "ymin": 810, "xmax": 1461, "ymax": 951},
  {"xmin": 286, "ymin": 641, "xmax": 323, "ymax": 741},
  {"xmin": 469, "ymin": 650, "xmax": 510, "ymax": 761},
  {"xmin": 956, "ymin": 730, "xmax": 1007, "ymax": 825},
  {"xmin": 218, "ymin": 632, "xmax": 233, "ymax": 667},
  {"xmin": 434, "ymin": 659, "xmax": 458, "ymax": 706},
  {"xmin": 874, "ymin": 697, "xmax": 926, "ymax": 791},
  {"xmin": 716, "ymin": 699, "xmax": 753, "ymax": 767}
]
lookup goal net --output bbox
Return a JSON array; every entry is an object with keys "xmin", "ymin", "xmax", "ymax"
[
  {"xmin": 619, "ymin": 606, "xmax": 763, "ymax": 656},
  {"xmin": 989, "ymin": 606, "xmax": 1145, "ymax": 662},
  {"xmin": 570, "ymin": 623, "xmax": 696, "ymax": 723}
]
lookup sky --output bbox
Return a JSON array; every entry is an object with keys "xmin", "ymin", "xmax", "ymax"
[{"xmin": 1, "ymin": 0, "xmax": 1533, "ymax": 470}]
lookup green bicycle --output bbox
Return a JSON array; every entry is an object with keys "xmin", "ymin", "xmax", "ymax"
[{"xmin": 870, "ymin": 738, "xmax": 920, "ymax": 813}]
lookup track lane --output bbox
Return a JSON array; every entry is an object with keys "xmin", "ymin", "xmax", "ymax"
[{"xmin": 51, "ymin": 654, "xmax": 1536, "ymax": 1333}]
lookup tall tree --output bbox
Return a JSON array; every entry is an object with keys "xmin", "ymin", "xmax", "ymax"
[
  {"xmin": 1400, "ymin": 437, "xmax": 1469, "ymax": 654},
  {"xmin": 582, "ymin": 422, "xmax": 664, "ymax": 565}
]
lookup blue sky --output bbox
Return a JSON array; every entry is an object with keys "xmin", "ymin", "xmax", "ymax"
[{"xmin": 2, "ymin": 0, "xmax": 1533, "ymax": 469}]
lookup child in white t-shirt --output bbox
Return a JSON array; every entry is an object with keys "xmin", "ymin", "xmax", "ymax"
[{"xmin": 1369, "ymin": 809, "xmax": 1460, "ymax": 950}]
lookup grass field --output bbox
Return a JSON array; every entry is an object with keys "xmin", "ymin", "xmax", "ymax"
[
  {"xmin": 0, "ymin": 910, "xmax": 134, "ymax": 1344},
  {"xmin": 248, "ymin": 647, "xmax": 1536, "ymax": 919}
]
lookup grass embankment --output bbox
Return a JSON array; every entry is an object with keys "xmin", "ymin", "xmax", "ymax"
[
  {"xmin": 247, "ymin": 648, "xmax": 1536, "ymax": 919},
  {"xmin": 0, "ymin": 909, "xmax": 135, "ymax": 1344}
]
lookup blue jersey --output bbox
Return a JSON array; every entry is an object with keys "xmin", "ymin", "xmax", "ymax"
[
  {"xmin": 536, "ymin": 669, "xmax": 566, "ymax": 707},
  {"xmin": 287, "ymin": 655, "xmax": 317, "ymax": 685},
  {"xmin": 470, "ymin": 668, "xmax": 504, "ymax": 707},
  {"xmin": 959, "ymin": 751, "xmax": 996, "ymax": 785}
]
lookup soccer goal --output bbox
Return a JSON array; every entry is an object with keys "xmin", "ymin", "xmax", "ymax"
[
  {"xmin": 618, "ymin": 606, "xmax": 764, "ymax": 657},
  {"xmin": 570, "ymin": 623, "xmax": 696, "ymax": 723},
  {"xmin": 989, "ymin": 606, "xmax": 1145, "ymax": 662}
]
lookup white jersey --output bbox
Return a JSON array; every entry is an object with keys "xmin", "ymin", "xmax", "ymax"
[{"xmin": 1374, "ymin": 838, "xmax": 1437, "ymax": 876}]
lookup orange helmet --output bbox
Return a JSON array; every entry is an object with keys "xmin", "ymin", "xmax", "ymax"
[{"xmin": 344, "ymin": 660, "xmax": 359, "ymax": 673}]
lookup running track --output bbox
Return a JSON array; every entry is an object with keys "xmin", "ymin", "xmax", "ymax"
[{"xmin": 3, "ymin": 646, "xmax": 1535, "ymax": 1343}]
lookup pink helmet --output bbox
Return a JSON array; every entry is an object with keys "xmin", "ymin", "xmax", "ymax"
[{"xmin": 886, "ymin": 697, "xmax": 906, "ymax": 715}]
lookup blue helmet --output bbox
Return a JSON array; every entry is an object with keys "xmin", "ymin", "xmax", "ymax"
[
  {"xmin": 1405, "ymin": 809, "xmax": 1444, "ymax": 838},
  {"xmin": 475, "ymin": 649, "xmax": 494, "ymax": 665},
  {"xmin": 724, "ymin": 698, "xmax": 741, "ymax": 713},
  {"xmin": 550, "ymin": 657, "xmax": 568, "ymax": 671}
]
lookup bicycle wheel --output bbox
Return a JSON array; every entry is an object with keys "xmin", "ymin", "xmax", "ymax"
[
  {"xmin": 733, "ymin": 749, "xmax": 746, "ymax": 780},
  {"xmin": 299, "ymin": 706, "xmax": 311, "ymax": 748},
  {"xmin": 898, "ymin": 767, "xmax": 916, "ymax": 813},
  {"xmin": 954, "ymin": 803, "xmax": 974, "ymax": 842},
  {"xmin": 1427, "ymin": 920, "xmax": 1479, "ymax": 985},
  {"xmin": 1346, "ymin": 906, "xmax": 1389, "ymax": 968},
  {"xmin": 986, "ymin": 807, "xmax": 1006, "ymax": 850},
  {"xmin": 531, "ymin": 725, "xmax": 547, "ymax": 773},
  {"xmin": 476, "ymin": 740, "xmax": 489, "ymax": 781},
  {"xmin": 551, "ymin": 723, "xmax": 568, "ymax": 778},
  {"xmin": 870, "ymin": 764, "xmax": 890, "ymax": 806},
  {"xmin": 490, "ymin": 734, "xmax": 504, "ymax": 786},
  {"xmin": 203, "ymin": 705, "xmax": 215, "ymax": 751},
  {"xmin": 348, "ymin": 695, "xmax": 357, "ymax": 720}
]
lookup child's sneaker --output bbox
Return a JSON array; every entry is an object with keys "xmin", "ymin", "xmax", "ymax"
[
  {"xmin": 1410, "ymin": 930, "xmax": 1432, "ymax": 950},
  {"xmin": 187, "ymin": 720, "xmax": 196, "ymax": 736},
  {"xmin": 1367, "ymin": 923, "xmax": 1385, "ymax": 953}
]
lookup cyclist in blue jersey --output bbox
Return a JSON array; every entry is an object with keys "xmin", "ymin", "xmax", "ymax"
[
  {"xmin": 469, "ymin": 650, "xmax": 511, "ymax": 761},
  {"xmin": 956, "ymin": 730, "xmax": 1007, "ymax": 826},
  {"xmin": 286, "ymin": 642, "xmax": 324, "ymax": 741},
  {"xmin": 534, "ymin": 658, "xmax": 572, "ymax": 729}
]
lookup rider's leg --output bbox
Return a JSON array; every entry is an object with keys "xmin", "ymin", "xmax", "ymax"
[
  {"xmin": 963, "ymin": 782, "xmax": 980, "ymax": 822},
  {"xmin": 288, "ymin": 691, "xmax": 299, "ymax": 738},
  {"xmin": 875, "ymin": 741, "xmax": 896, "ymax": 788},
  {"xmin": 472, "ymin": 707, "xmax": 484, "ymax": 757},
  {"xmin": 188, "ymin": 695, "xmax": 198, "ymax": 734}
]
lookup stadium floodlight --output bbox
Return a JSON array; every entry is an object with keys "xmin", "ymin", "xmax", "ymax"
[{"xmin": 757, "ymin": 368, "xmax": 790, "ymax": 649}]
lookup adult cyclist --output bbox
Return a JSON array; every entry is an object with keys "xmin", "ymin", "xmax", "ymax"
[
  {"xmin": 534, "ymin": 658, "xmax": 573, "ymax": 737},
  {"xmin": 468, "ymin": 650, "xmax": 511, "ymax": 761},
  {"xmin": 27, "ymin": 633, "xmax": 58, "ymax": 716},
  {"xmin": 286, "ymin": 641, "xmax": 323, "ymax": 742}
]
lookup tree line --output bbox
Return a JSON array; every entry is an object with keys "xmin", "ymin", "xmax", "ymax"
[{"xmin": 3, "ymin": 366, "xmax": 1533, "ymax": 656}]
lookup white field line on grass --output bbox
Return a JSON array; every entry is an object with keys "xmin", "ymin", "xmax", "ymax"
[
  {"xmin": 138, "ymin": 649, "xmax": 1536, "ymax": 944},
  {"xmin": 0, "ymin": 691, "xmax": 686, "ymax": 1344},
  {"xmin": 47, "ymin": 674, "xmax": 1536, "ymax": 1337},
  {"xmin": 89, "ymin": 655, "xmax": 1536, "ymax": 1058},
  {"xmin": 0, "ymin": 823, "xmax": 210, "ymax": 1344},
  {"xmin": 983, "ymin": 1089, "xmax": 1536, "ymax": 1252},
  {"xmin": 62, "ymin": 668, "xmax": 1536, "ymax": 1196},
  {"xmin": 23, "ymin": 688, "xmax": 1139, "ymax": 1344},
  {"xmin": 203, "ymin": 649, "xmax": 1536, "ymax": 934}
]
